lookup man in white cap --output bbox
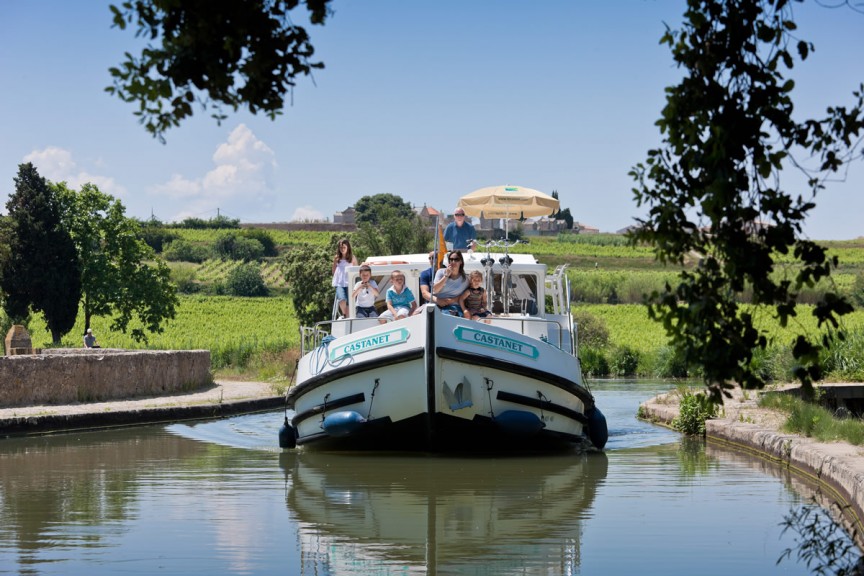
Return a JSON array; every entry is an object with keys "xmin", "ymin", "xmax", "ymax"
[{"xmin": 83, "ymin": 328, "xmax": 99, "ymax": 348}]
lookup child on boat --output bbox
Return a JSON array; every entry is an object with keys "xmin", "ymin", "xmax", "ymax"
[
  {"xmin": 331, "ymin": 238, "xmax": 358, "ymax": 318},
  {"xmin": 459, "ymin": 270, "xmax": 491, "ymax": 321},
  {"xmin": 352, "ymin": 264, "xmax": 380, "ymax": 318},
  {"xmin": 378, "ymin": 270, "xmax": 417, "ymax": 323}
]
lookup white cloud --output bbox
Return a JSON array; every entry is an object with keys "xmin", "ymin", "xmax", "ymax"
[
  {"xmin": 150, "ymin": 124, "xmax": 278, "ymax": 221},
  {"xmin": 22, "ymin": 146, "xmax": 128, "ymax": 198},
  {"xmin": 290, "ymin": 206, "xmax": 326, "ymax": 222}
]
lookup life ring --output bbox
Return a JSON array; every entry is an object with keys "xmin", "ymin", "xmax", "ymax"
[{"xmin": 363, "ymin": 260, "xmax": 408, "ymax": 266}]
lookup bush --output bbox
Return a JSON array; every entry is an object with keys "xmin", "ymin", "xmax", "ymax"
[
  {"xmin": 240, "ymin": 228, "xmax": 278, "ymax": 257},
  {"xmin": 580, "ymin": 347, "xmax": 609, "ymax": 377},
  {"xmin": 672, "ymin": 388, "xmax": 718, "ymax": 436},
  {"xmin": 214, "ymin": 233, "xmax": 265, "ymax": 261},
  {"xmin": 226, "ymin": 263, "xmax": 269, "ymax": 297},
  {"xmin": 163, "ymin": 239, "xmax": 210, "ymax": 263},
  {"xmin": 573, "ymin": 309, "xmax": 609, "ymax": 349},
  {"xmin": 138, "ymin": 227, "xmax": 179, "ymax": 253},
  {"xmin": 609, "ymin": 346, "xmax": 640, "ymax": 376},
  {"xmin": 649, "ymin": 345, "xmax": 691, "ymax": 378},
  {"xmin": 168, "ymin": 263, "xmax": 200, "ymax": 294}
]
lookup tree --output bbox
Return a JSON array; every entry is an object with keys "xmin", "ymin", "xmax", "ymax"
[
  {"xmin": 630, "ymin": 0, "xmax": 864, "ymax": 400},
  {"xmin": 282, "ymin": 242, "xmax": 332, "ymax": 326},
  {"xmin": 354, "ymin": 194, "xmax": 417, "ymax": 226},
  {"xmin": 353, "ymin": 205, "xmax": 433, "ymax": 257},
  {"xmin": 226, "ymin": 263, "xmax": 269, "ymax": 297},
  {"xmin": 107, "ymin": 0, "xmax": 332, "ymax": 141},
  {"xmin": 551, "ymin": 191, "xmax": 574, "ymax": 229},
  {"xmin": 1, "ymin": 164, "xmax": 82, "ymax": 344},
  {"xmin": 55, "ymin": 182, "xmax": 178, "ymax": 343}
]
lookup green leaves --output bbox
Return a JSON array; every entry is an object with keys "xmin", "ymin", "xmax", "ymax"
[
  {"xmin": 55, "ymin": 181, "xmax": 178, "ymax": 343},
  {"xmin": 107, "ymin": 1, "xmax": 332, "ymax": 141},
  {"xmin": 631, "ymin": 0, "xmax": 864, "ymax": 396}
]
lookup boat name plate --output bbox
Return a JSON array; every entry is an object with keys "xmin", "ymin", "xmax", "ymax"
[
  {"xmin": 329, "ymin": 328, "xmax": 411, "ymax": 361},
  {"xmin": 453, "ymin": 327, "xmax": 539, "ymax": 360}
]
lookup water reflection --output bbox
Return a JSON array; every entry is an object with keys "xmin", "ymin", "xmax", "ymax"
[
  {"xmin": 0, "ymin": 382, "xmax": 855, "ymax": 575},
  {"xmin": 280, "ymin": 451, "xmax": 608, "ymax": 575},
  {"xmin": 0, "ymin": 429, "xmax": 205, "ymax": 563}
]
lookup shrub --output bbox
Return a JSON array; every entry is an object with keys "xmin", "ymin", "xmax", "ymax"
[
  {"xmin": 214, "ymin": 233, "xmax": 265, "ymax": 261},
  {"xmin": 672, "ymin": 388, "xmax": 718, "ymax": 436},
  {"xmin": 650, "ymin": 345, "xmax": 691, "ymax": 378},
  {"xmin": 609, "ymin": 346, "xmax": 640, "ymax": 376},
  {"xmin": 573, "ymin": 309, "xmax": 609, "ymax": 349},
  {"xmin": 226, "ymin": 263, "xmax": 268, "ymax": 297},
  {"xmin": 240, "ymin": 228, "xmax": 278, "ymax": 257},
  {"xmin": 168, "ymin": 263, "xmax": 200, "ymax": 294},
  {"xmin": 579, "ymin": 347, "xmax": 609, "ymax": 377},
  {"xmin": 854, "ymin": 271, "xmax": 864, "ymax": 308},
  {"xmin": 820, "ymin": 330, "xmax": 864, "ymax": 381},
  {"xmin": 163, "ymin": 239, "xmax": 210, "ymax": 263},
  {"xmin": 139, "ymin": 227, "xmax": 179, "ymax": 253}
]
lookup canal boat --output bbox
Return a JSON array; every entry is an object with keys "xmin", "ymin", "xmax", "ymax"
[{"xmin": 280, "ymin": 240, "xmax": 607, "ymax": 452}]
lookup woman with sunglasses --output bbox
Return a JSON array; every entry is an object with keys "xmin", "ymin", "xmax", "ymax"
[{"xmin": 431, "ymin": 251, "xmax": 469, "ymax": 316}]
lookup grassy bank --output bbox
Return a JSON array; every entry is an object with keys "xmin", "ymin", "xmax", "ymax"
[{"xmin": 10, "ymin": 231, "xmax": 864, "ymax": 386}]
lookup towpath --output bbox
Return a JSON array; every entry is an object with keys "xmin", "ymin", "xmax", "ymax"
[{"xmin": 0, "ymin": 380, "xmax": 283, "ymax": 436}]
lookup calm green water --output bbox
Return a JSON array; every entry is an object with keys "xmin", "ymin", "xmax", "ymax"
[{"xmin": 0, "ymin": 380, "xmax": 853, "ymax": 575}]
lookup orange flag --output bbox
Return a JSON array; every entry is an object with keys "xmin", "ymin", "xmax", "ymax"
[{"xmin": 436, "ymin": 221, "xmax": 447, "ymax": 269}]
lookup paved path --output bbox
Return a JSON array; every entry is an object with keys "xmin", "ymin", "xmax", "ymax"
[{"xmin": 0, "ymin": 380, "xmax": 284, "ymax": 436}]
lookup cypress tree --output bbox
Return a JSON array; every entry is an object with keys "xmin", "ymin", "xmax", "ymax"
[{"xmin": 2, "ymin": 163, "xmax": 81, "ymax": 344}]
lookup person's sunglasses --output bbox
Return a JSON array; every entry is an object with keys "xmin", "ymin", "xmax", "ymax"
[{"xmin": 455, "ymin": 213, "xmax": 465, "ymax": 216}]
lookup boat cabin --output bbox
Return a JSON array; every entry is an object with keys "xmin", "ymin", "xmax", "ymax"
[{"xmin": 324, "ymin": 251, "xmax": 574, "ymax": 354}]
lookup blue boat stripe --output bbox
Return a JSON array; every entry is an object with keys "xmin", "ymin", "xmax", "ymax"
[
  {"xmin": 293, "ymin": 392, "xmax": 366, "ymax": 427},
  {"xmin": 496, "ymin": 391, "xmax": 588, "ymax": 424}
]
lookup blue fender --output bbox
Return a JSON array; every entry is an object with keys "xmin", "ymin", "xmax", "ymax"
[
  {"xmin": 585, "ymin": 406, "xmax": 608, "ymax": 450},
  {"xmin": 322, "ymin": 411, "xmax": 367, "ymax": 437},
  {"xmin": 495, "ymin": 410, "xmax": 546, "ymax": 436}
]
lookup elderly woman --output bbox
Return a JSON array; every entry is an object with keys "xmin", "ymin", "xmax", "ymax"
[{"xmin": 431, "ymin": 251, "xmax": 469, "ymax": 316}]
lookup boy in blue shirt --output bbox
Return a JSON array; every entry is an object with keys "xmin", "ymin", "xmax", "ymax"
[{"xmin": 378, "ymin": 270, "xmax": 417, "ymax": 323}]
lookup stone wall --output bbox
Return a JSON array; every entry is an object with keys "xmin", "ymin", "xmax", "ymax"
[{"xmin": 0, "ymin": 350, "xmax": 212, "ymax": 407}]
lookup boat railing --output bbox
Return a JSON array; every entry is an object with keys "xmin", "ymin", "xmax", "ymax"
[
  {"xmin": 485, "ymin": 315, "xmax": 572, "ymax": 351},
  {"xmin": 302, "ymin": 314, "xmax": 573, "ymax": 355}
]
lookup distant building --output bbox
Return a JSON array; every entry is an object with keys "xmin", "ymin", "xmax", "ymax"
[
  {"xmin": 574, "ymin": 221, "xmax": 600, "ymax": 234},
  {"xmin": 333, "ymin": 207, "xmax": 356, "ymax": 225},
  {"xmin": 616, "ymin": 225, "xmax": 641, "ymax": 235},
  {"xmin": 418, "ymin": 204, "xmax": 442, "ymax": 225}
]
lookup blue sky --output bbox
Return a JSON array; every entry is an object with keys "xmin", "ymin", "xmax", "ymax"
[{"xmin": 1, "ymin": 1, "xmax": 862, "ymax": 239}]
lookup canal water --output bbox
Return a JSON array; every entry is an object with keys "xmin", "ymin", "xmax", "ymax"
[{"xmin": 0, "ymin": 380, "xmax": 854, "ymax": 575}]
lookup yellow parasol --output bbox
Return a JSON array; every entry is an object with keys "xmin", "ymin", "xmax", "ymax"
[{"xmin": 458, "ymin": 185, "xmax": 559, "ymax": 238}]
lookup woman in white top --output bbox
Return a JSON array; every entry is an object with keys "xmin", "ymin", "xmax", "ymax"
[
  {"xmin": 331, "ymin": 238, "xmax": 358, "ymax": 318},
  {"xmin": 432, "ymin": 251, "xmax": 469, "ymax": 316}
]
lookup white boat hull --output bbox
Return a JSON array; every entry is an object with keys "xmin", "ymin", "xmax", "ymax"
[{"xmin": 287, "ymin": 306, "xmax": 604, "ymax": 452}]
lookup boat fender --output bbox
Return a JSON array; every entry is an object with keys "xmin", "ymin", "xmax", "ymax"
[
  {"xmin": 322, "ymin": 411, "xmax": 367, "ymax": 437},
  {"xmin": 495, "ymin": 410, "xmax": 545, "ymax": 436},
  {"xmin": 278, "ymin": 417, "xmax": 297, "ymax": 449},
  {"xmin": 585, "ymin": 406, "xmax": 608, "ymax": 450}
]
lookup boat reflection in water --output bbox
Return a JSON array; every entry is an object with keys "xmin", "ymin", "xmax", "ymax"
[{"xmin": 280, "ymin": 451, "xmax": 609, "ymax": 574}]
